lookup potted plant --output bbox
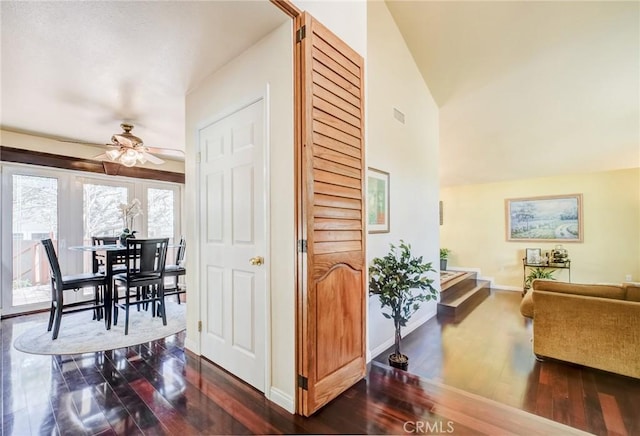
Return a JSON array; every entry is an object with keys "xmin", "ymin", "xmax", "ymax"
[
  {"xmin": 524, "ymin": 267, "xmax": 556, "ymax": 292},
  {"xmin": 369, "ymin": 241, "xmax": 438, "ymax": 370},
  {"xmin": 118, "ymin": 199, "xmax": 142, "ymax": 245},
  {"xmin": 439, "ymin": 248, "xmax": 451, "ymax": 271}
]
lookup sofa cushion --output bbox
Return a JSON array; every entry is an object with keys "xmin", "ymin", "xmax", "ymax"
[
  {"xmin": 624, "ymin": 283, "xmax": 640, "ymax": 302},
  {"xmin": 532, "ymin": 279, "xmax": 625, "ymax": 300}
]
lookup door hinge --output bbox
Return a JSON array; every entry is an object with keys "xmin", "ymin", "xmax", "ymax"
[
  {"xmin": 297, "ymin": 374, "xmax": 308, "ymax": 390},
  {"xmin": 297, "ymin": 239, "xmax": 307, "ymax": 253},
  {"xmin": 198, "ymin": 321, "xmax": 202, "ymax": 332},
  {"xmin": 296, "ymin": 25, "xmax": 306, "ymax": 43}
]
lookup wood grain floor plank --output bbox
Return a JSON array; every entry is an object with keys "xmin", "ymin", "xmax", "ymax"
[
  {"xmin": 374, "ymin": 290, "xmax": 640, "ymax": 435},
  {"xmin": 598, "ymin": 392, "xmax": 628, "ymax": 436},
  {"xmin": 3, "ymin": 292, "xmax": 639, "ymax": 435}
]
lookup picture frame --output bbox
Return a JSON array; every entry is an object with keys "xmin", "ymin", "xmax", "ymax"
[
  {"xmin": 525, "ymin": 248, "xmax": 542, "ymax": 265},
  {"xmin": 505, "ymin": 194, "xmax": 583, "ymax": 242},
  {"xmin": 367, "ymin": 167, "xmax": 390, "ymax": 233}
]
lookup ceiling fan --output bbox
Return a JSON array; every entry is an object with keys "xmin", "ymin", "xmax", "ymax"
[{"xmin": 94, "ymin": 123, "xmax": 183, "ymax": 167}]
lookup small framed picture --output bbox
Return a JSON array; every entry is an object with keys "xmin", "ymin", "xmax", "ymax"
[
  {"xmin": 367, "ymin": 168, "xmax": 390, "ymax": 233},
  {"xmin": 525, "ymin": 248, "xmax": 542, "ymax": 264}
]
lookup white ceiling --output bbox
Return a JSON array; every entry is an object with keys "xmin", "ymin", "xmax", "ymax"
[
  {"xmin": 1, "ymin": 0, "xmax": 287, "ymax": 157},
  {"xmin": 386, "ymin": 1, "xmax": 640, "ymax": 186}
]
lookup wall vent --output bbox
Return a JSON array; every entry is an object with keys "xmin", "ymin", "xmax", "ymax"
[{"xmin": 393, "ymin": 107, "xmax": 405, "ymax": 124}]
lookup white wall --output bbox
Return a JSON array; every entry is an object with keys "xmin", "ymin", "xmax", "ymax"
[
  {"xmin": 184, "ymin": 21, "xmax": 295, "ymax": 412},
  {"xmin": 366, "ymin": 2, "xmax": 441, "ymax": 359}
]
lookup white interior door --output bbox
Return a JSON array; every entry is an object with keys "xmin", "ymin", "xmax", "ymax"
[{"xmin": 199, "ymin": 99, "xmax": 266, "ymax": 392}]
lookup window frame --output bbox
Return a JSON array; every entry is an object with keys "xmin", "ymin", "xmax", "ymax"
[{"xmin": 0, "ymin": 162, "xmax": 183, "ymax": 316}]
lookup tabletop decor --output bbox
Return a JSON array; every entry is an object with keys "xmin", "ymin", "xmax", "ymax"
[
  {"xmin": 505, "ymin": 194, "xmax": 583, "ymax": 242},
  {"xmin": 118, "ymin": 198, "xmax": 142, "ymax": 244}
]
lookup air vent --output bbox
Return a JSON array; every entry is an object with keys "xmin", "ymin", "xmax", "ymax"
[{"xmin": 393, "ymin": 107, "xmax": 405, "ymax": 124}]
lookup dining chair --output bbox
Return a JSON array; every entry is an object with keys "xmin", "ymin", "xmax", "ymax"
[
  {"xmin": 112, "ymin": 238, "xmax": 169, "ymax": 335},
  {"xmin": 91, "ymin": 236, "xmax": 127, "ymax": 274},
  {"xmin": 41, "ymin": 238, "xmax": 108, "ymax": 340},
  {"xmin": 164, "ymin": 237, "xmax": 186, "ymax": 303}
]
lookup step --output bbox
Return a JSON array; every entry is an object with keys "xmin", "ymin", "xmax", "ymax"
[
  {"xmin": 437, "ymin": 280, "xmax": 491, "ymax": 321},
  {"xmin": 440, "ymin": 271, "xmax": 477, "ymax": 293}
]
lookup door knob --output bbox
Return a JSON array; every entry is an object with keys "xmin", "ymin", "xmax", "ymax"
[{"xmin": 249, "ymin": 256, "xmax": 264, "ymax": 266}]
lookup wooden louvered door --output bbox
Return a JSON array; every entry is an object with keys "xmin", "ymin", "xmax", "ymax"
[{"xmin": 295, "ymin": 12, "xmax": 366, "ymax": 416}]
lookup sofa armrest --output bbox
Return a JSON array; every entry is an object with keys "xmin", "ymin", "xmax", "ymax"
[
  {"xmin": 533, "ymin": 290, "xmax": 640, "ymax": 379},
  {"xmin": 520, "ymin": 290, "xmax": 534, "ymax": 319}
]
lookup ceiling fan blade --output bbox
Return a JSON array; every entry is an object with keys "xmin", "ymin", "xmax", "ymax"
[
  {"xmin": 142, "ymin": 152, "xmax": 165, "ymax": 165},
  {"xmin": 93, "ymin": 152, "xmax": 108, "ymax": 160},
  {"xmin": 57, "ymin": 138, "xmax": 113, "ymax": 148},
  {"xmin": 146, "ymin": 146, "xmax": 185, "ymax": 158}
]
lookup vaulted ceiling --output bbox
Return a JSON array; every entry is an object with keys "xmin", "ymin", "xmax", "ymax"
[{"xmin": 386, "ymin": 1, "xmax": 639, "ymax": 186}]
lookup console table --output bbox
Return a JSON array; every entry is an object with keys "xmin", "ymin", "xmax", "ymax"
[{"xmin": 522, "ymin": 258, "xmax": 571, "ymax": 295}]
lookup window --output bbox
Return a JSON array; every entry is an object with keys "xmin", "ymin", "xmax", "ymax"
[
  {"xmin": 11, "ymin": 174, "xmax": 58, "ymax": 306},
  {"xmin": 1, "ymin": 165, "xmax": 182, "ymax": 315},
  {"xmin": 83, "ymin": 183, "xmax": 129, "ymax": 239},
  {"xmin": 147, "ymin": 188, "xmax": 175, "ymax": 239}
]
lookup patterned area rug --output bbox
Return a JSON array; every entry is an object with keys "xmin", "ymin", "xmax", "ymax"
[{"xmin": 13, "ymin": 301, "xmax": 186, "ymax": 355}]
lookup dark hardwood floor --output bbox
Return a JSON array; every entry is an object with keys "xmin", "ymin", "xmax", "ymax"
[
  {"xmin": 374, "ymin": 290, "xmax": 640, "ymax": 435},
  {"xmin": 2, "ymin": 305, "xmax": 593, "ymax": 435}
]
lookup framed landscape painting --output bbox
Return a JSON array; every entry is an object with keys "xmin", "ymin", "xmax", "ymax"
[
  {"xmin": 505, "ymin": 194, "xmax": 583, "ymax": 242},
  {"xmin": 367, "ymin": 168, "xmax": 390, "ymax": 233}
]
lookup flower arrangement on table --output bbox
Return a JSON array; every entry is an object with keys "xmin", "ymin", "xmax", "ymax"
[{"xmin": 118, "ymin": 198, "xmax": 143, "ymax": 243}]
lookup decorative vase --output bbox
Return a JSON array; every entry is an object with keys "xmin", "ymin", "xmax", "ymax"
[
  {"xmin": 119, "ymin": 229, "xmax": 136, "ymax": 246},
  {"xmin": 388, "ymin": 353, "xmax": 409, "ymax": 371},
  {"xmin": 440, "ymin": 259, "xmax": 447, "ymax": 271}
]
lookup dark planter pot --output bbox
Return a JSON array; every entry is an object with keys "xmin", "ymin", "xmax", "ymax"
[
  {"xmin": 388, "ymin": 353, "xmax": 409, "ymax": 371},
  {"xmin": 119, "ymin": 231, "xmax": 136, "ymax": 246},
  {"xmin": 440, "ymin": 259, "xmax": 447, "ymax": 271}
]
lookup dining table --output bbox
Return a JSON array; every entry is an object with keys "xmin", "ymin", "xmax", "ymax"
[
  {"xmin": 69, "ymin": 241, "xmax": 183, "ymax": 330},
  {"xmin": 68, "ymin": 243, "xmax": 127, "ymax": 329}
]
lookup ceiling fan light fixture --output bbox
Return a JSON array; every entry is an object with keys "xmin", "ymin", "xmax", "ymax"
[
  {"xmin": 120, "ymin": 149, "xmax": 139, "ymax": 167},
  {"xmin": 97, "ymin": 123, "xmax": 168, "ymax": 167},
  {"xmin": 111, "ymin": 123, "xmax": 143, "ymax": 148},
  {"xmin": 105, "ymin": 148, "xmax": 123, "ymax": 161}
]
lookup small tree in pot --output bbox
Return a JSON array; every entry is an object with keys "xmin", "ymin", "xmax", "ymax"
[{"xmin": 369, "ymin": 241, "xmax": 438, "ymax": 370}]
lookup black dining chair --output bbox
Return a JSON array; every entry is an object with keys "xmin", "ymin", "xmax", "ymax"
[
  {"xmin": 91, "ymin": 236, "xmax": 127, "ymax": 274},
  {"xmin": 113, "ymin": 238, "xmax": 169, "ymax": 335},
  {"xmin": 164, "ymin": 237, "xmax": 186, "ymax": 303},
  {"xmin": 41, "ymin": 238, "xmax": 108, "ymax": 340}
]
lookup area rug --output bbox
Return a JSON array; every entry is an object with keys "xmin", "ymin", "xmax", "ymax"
[{"xmin": 13, "ymin": 301, "xmax": 186, "ymax": 355}]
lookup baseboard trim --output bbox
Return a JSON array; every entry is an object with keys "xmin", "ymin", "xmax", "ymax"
[
  {"xmin": 446, "ymin": 266, "xmax": 481, "ymax": 274},
  {"xmin": 368, "ymin": 306, "xmax": 437, "ymax": 361},
  {"xmin": 184, "ymin": 337, "xmax": 200, "ymax": 355},
  {"xmin": 491, "ymin": 284, "xmax": 522, "ymax": 292},
  {"xmin": 269, "ymin": 386, "xmax": 295, "ymax": 413}
]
